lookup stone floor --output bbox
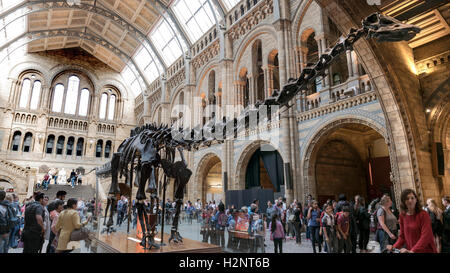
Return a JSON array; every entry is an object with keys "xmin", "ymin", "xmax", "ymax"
[{"xmin": 8, "ymin": 216, "xmax": 380, "ymax": 253}]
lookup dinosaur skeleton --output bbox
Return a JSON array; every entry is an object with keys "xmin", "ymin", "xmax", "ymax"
[{"xmin": 96, "ymin": 13, "xmax": 420, "ymax": 249}]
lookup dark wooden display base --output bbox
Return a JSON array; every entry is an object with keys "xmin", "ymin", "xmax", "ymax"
[{"xmin": 95, "ymin": 230, "xmax": 223, "ymax": 253}]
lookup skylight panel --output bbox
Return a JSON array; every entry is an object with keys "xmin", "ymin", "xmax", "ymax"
[
  {"xmin": 150, "ymin": 15, "xmax": 185, "ymax": 66},
  {"xmin": 121, "ymin": 64, "xmax": 145, "ymax": 98},
  {"xmin": 0, "ymin": 0, "xmax": 24, "ymax": 13},
  {"xmin": 172, "ymin": 0, "xmax": 218, "ymax": 42},
  {"xmin": 0, "ymin": 9, "xmax": 26, "ymax": 48},
  {"xmin": 134, "ymin": 45, "xmax": 161, "ymax": 83}
]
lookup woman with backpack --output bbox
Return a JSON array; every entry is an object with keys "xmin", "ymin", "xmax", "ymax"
[
  {"xmin": 269, "ymin": 214, "xmax": 285, "ymax": 253},
  {"xmin": 425, "ymin": 198, "xmax": 443, "ymax": 252},
  {"xmin": 375, "ymin": 195, "xmax": 398, "ymax": 252},
  {"xmin": 357, "ymin": 197, "xmax": 372, "ymax": 252}
]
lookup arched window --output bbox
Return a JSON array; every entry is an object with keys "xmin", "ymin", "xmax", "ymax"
[
  {"xmin": 99, "ymin": 88, "xmax": 120, "ymax": 121},
  {"xmin": 18, "ymin": 79, "xmax": 31, "ymax": 108},
  {"xmin": 22, "ymin": 132, "xmax": 32, "ymax": 152},
  {"xmin": 64, "ymin": 76, "xmax": 80, "ymax": 115},
  {"xmin": 78, "ymin": 89, "xmax": 90, "ymax": 116},
  {"xmin": 46, "ymin": 135, "xmax": 55, "ymax": 154},
  {"xmin": 51, "ymin": 72, "xmax": 93, "ymax": 117},
  {"xmin": 52, "ymin": 84, "xmax": 65, "ymax": 112},
  {"xmin": 66, "ymin": 137, "xmax": 75, "ymax": 156},
  {"xmin": 76, "ymin": 138, "xmax": 84, "ymax": 157},
  {"xmin": 30, "ymin": 81, "xmax": 41, "ymax": 110},
  {"xmin": 104, "ymin": 140, "xmax": 112, "ymax": 158},
  {"xmin": 56, "ymin": 136, "xmax": 65, "ymax": 155},
  {"xmin": 108, "ymin": 95, "xmax": 116, "ymax": 120},
  {"xmin": 11, "ymin": 131, "xmax": 22, "ymax": 151},
  {"xmin": 96, "ymin": 140, "xmax": 103, "ymax": 158},
  {"xmin": 99, "ymin": 93, "xmax": 108, "ymax": 120}
]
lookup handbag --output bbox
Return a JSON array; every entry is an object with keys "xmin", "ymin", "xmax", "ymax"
[
  {"xmin": 288, "ymin": 215, "xmax": 295, "ymax": 222},
  {"xmin": 70, "ymin": 227, "xmax": 90, "ymax": 241}
]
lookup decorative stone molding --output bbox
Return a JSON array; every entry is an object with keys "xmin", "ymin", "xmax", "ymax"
[
  {"xmin": 227, "ymin": 0, "xmax": 274, "ymax": 42},
  {"xmin": 191, "ymin": 41, "xmax": 220, "ymax": 70},
  {"xmin": 297, "ymin": 91, "xmax": 378, "ymax": 122}
]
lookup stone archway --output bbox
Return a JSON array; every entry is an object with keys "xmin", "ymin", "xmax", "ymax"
[
  {"xmin": 235, "ymin": 140, "xmax": 285, "ymax": 192},
  {"xmin": 301, "ymin": 118, "xmax": 399, "ymax": 204},
  {"xmin": 193, "ymin": 153, "xmax": 223, "ymax": 204}
]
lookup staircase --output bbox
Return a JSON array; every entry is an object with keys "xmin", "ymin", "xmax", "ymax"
[{"xmin": 41, "ymin": 184, "xmax": 95, "ymax": 201}]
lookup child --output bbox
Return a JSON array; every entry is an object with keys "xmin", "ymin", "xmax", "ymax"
[{"xmin": 337, "ymin": 206, "xmax": 352, "ymax": 253}]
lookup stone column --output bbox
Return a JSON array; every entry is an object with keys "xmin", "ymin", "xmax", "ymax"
[
  {"xmin": 267, "ymin": 65, "xmax": 274, "ymax": 97},
  {"xmin": 247, "ymin": 74, "xmax": 254, "ymax": 105},
  {"xmin": 346, "ymin": 50, "xmax": 354, "ymax": 78},
  {"xmin": 8, "ymin": 78, "xmax": 19, "ymax": 107},
  {"xmin": 351, "ymin": 50, "xmax": 359, "ymax": 78},
  {"xmin": 142, "ymin": 94, "xmax": 151, "ymax": 124}
]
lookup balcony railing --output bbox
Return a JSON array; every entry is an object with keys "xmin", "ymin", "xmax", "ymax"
[{"xmin": 297, "ymin": 90, "xmax": 377, "ymax": 122}]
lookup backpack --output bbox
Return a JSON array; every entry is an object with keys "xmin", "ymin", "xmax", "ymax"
[
  {"xmin": 0, "ymin": 202, "xmax": 16, "ymax": 234},
  {"xmin": 252, "ymin": 218, "xmax": 264, "ymax": 234},
  {"xmin": 218, "ymin": 212, "xmax": 228, "ymax": 228}
]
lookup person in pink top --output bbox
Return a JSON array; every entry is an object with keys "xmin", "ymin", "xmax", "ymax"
[
  {"xmin": 387, "ymin": 189, "xmax": 437, "ymax": 253},
  {"xmin": 269, "ymin": 214, "xmax": 285, "ymax": 253}
]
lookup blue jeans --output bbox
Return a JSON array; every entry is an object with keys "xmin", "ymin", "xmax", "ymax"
[
  {"xmin": 376, "ymin": 229, "xmax": 397, "ymax": 252},
  {"xmin": 71, "ymin": 177, "xmax": 76, "ymax": 187},
  {"xmin": 0, "ymin": 233, "xmax": 10, "ymax": 253},
  {"xmin": 310, "ymin": 226, "xmax": 322, "ymax": 253},
  {"xmin": 9, "ymin": 225, "xmax": 20, "ymax": 248},
  {"xmin": 54, "ymin": 176, "xmax": 58, "ymax": 184},
  {"xmin": 43, "ymin": 180, "xmax": 49, "ymax": 190}
]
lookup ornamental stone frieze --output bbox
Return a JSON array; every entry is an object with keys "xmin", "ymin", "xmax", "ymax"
[
  {"xmin": 227, "ymin": 0, "xmax": 274, "ymax": 42},
  {"xmin": 167, "ymin": 68, "xmax": 186, "ymax": 92},
  {"xmin": 191, "ymin": 41, "xmax": 220, "ymax": 70}
]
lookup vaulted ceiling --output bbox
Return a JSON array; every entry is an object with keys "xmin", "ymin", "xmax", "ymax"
[{"xmin": 25, "ymin": 0, "xmax": 169, "ymax": 72}]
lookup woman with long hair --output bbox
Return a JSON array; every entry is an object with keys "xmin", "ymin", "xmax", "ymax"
[
  {"xmin": 269, "ymin": 214, "xmax": 285, "ymax": 253},
  {"xmin": 387, "ymin": 189, "xmax": 437, "ymax": 253},
  {"xmin": 425, "ymin": 198, "xmax": 443, "ymax": 252}
]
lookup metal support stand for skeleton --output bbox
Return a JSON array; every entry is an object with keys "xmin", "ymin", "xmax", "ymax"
[
  {"xmin": 159, "ymin": 174, "xmax": 168, "ymax": 246},
  {"xmin": 96, "ymin": 13, "xmax": 420, "ymax": 246}
]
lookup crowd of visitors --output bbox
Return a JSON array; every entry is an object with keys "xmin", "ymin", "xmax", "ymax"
[
  {"xmin": 177, "ymin": 190, "xmax": 450, "ymax": 253},
  {"xmin": 1, "ymin": 188, "xmax": 450, "ymax": 254},
  {"xmin": 0, "ymin": 189, "xmax": 99, "ymax": 253}
]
